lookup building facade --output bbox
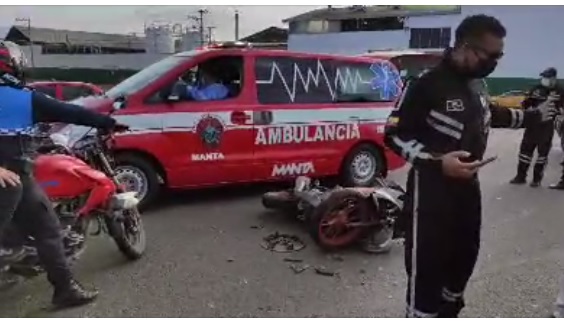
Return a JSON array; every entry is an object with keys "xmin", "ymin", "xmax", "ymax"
[
  {"xmin": 286, "ymin": 6, "xmax": 564, "ymax": 94},
  {"xmin": 1, "ymin": 24, "xmax": 204, "ymax": 84}
]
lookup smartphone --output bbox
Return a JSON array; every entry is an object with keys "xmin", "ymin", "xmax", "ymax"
[{"xmin": 477, "ymin": 156, "xmax": 498, "ymax": 168}]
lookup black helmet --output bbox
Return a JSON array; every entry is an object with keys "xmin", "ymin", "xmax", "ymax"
[{"xmin": 540, "ymin": 67, "xmax": 557, "ymax": 78}]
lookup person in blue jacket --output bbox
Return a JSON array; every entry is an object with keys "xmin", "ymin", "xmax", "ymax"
[
  {"xmin": 186, "ymin": 67, "xmax": 229, "ymax": 101},
  {"xmin": 0, "ymin": 41, "xmax": 128, "ymax": 309}
]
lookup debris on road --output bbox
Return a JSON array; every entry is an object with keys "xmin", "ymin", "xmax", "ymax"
[
  {"xmin": 260, "ymin": 232, "xmax": 305, "ymax": 253},
  {"xmin": 283, "ymin": 257, "xmax": 303, "ymax": 263},
  {"xmin": 314, "ymin": 266, "xmax": 337, "ymax": 277},
  {"xmin": 250, "ymin": 224, "xmax": 264, "ymax": 230},
  {"xmin": 328, "ymin": 254, "xmax": 344, "ymax": 262},
  {"xmin": 289, "ymin": 264, "xmax": 310, "ymax": 274}
]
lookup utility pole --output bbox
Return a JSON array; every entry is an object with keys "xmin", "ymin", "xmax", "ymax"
[
  {"xmin": 188, "ymin": 8, "xmax": 209, "ymax": 47},
  {"xmin": 234, "ymin": 10, "xmax": 240, "ymax": 41},
  {"xmin": 15, "ymin": 17, "xmax": 34, "ymax": 67},
  {"xmin": 207, "ymin": 26, "xmax": 216, "ymax": 45}
]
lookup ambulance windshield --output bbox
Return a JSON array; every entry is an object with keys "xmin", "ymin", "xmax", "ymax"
[{"xmin": 106, "ymin": 53, "xmax": 194, "ymax": 99}]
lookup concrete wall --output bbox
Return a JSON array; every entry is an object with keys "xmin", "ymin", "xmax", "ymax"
[
  {"xmin": 288, "ymin": 6, "xmax": 564, "ymax": 79},
  {"xmin": 21, "ymin": 45, "xmax": 169, "ymax": 70}
]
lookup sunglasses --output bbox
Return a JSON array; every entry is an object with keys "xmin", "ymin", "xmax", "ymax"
[{"xmin": 466, "ymin": 43, "xmax": 504, "ymax": 60}]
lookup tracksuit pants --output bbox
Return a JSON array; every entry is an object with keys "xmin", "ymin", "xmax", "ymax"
[
  {"xmin": 554, "ymin": 275, "xmax": 564, "ymax": 317},
  {"xmin": 0, "ymin": 168, "xmax": 73, "ymax": 290},
  {"xmin": 404, "ymin": 168, "xmax": 481, "ymax": 318},
  {"xmin": 516, "ymin": 125, "xmax": 554, "ymax": 182}
]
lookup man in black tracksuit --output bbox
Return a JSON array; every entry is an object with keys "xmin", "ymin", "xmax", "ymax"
[
  {"xmin": 0, "ymin": 41, "xmax": 128, "ymax": 308},
  {"xmin": 384, "ymin": 15, "xmax": 556, "ymax": 318},
  {"xmin": 510, "ymin": 67, "xmax": 564, "ymax": 187}
]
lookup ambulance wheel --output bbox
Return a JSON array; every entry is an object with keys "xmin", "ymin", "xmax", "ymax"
[
  {"xmin": 341, "ymin": 144, "xmax": 384, "ymax": 187},
  {"xmin": 114, "ymin": 154, "xmax": 161, "ymax": 210}
]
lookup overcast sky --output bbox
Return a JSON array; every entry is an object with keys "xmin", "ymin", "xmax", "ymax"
[{"xmin": 0, "ymin": 5, "xmax": 321, "ymax": 40}]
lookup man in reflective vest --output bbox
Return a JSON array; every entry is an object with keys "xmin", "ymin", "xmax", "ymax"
[{"xmin": 0, "ymin": 41, "xmax": 128, "ymax": 309}]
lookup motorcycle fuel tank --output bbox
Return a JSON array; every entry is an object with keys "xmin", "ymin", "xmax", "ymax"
[{"xmin": 35, "ymin": 154, "xmax": 111, "ymax": 199}]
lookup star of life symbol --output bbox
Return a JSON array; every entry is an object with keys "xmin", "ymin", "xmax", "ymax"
[{"xmin": 369, "ymin": 62, "xmax": 402, "ymax": 101}]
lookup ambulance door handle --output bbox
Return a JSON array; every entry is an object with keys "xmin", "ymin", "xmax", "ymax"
[
  {"xmin": 253, "ymin": 110, "xmax": 273, "ymax": 125},
  {"xmin": 231, "ymin": 111, "xmax": 251, "ymax": 125},
  {"xmin": 349, "ymin": 116, "xmax": 360, "ymax": 121}
]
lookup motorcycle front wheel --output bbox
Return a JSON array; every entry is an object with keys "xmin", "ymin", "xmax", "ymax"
[
  {"xmin": 308, "ymin": 189, "xmax": 371, "ymax": 251},
  {"xmin": 105, "ymin": 207, "xmax": 146, "ymax": 260}
]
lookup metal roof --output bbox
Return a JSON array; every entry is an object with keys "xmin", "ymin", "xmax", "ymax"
[
  {"xmin": 283, "ymin": 5, "xmax": 461, "ymax": 23},
  {"xmin": 0, "ymin": 26, "xmax": 10, "ymax": 40},
  {"xmin": 8, "ymin": 26, "xmax": 145, "ymax": 50},
  {"xmin": 241, "ymin": 26, "xmax": 288, "ymax": 43}
]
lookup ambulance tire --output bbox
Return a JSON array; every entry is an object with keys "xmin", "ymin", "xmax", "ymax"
[
  {"xmin": 341, "ymin": 144, "xmax": 384, "ymax": 187},
  {"xmin": 115, "ymin": 154, "xmax": 161, "ymax": 211}
]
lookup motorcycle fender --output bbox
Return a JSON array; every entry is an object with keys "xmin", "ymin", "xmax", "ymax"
[
  {"xmin": 344, "ymin": 187, "xmax": 376, "ymax": 198},
  {"xmin": 111, "ymin": 192, "xmax": 140, "ymax": 210},
  {"xmin": 370, "ymin": 189, "xmax": 403, "ymax": 209}
]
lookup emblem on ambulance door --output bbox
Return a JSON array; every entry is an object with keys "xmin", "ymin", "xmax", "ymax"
[{"xmin": 195, "ymin": 114, "xmax": 225, "ymax": 149}]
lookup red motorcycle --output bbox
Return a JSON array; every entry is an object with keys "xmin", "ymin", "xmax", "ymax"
[{"xmin": 6, "ymin": 127, "xmax": 146, "ymax": 278}]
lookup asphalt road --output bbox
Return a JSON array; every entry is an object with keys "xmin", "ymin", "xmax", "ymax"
[{"xmin": 1, "ymin": 129, "xmax": 564, "ymax": 317}]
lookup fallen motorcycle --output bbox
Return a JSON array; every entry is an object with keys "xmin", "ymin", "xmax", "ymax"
[
  {"xmin": 2, "ymin": 126, "xmax": 146, "ymax": 280},
  {"xmin": 262, "ymin": 176, "xmax": 406, "ymax": 253}
]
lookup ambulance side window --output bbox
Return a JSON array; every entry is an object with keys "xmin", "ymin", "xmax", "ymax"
[
  {"xmin": 255, "ymin": 57, "xmax": 401, "ymax": 104},
  {"xmin": 334, "ymin": 61, "xmax": 401, "ymax": 103},
  {"xmin": 255, "ymin": 56, "xmax": 335, "ymax": 105},
  {"xmin": 146, "ymin": 55, "xmax": 244, "ymax": 104}
]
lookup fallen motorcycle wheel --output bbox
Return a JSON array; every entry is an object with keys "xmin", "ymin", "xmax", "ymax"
[
  {"xmin": 308, "ymin": 189, "xmax": 370, "ymax": 251},
  {"xmin": 105, "ymin": 207, "xmax": 146, "ymax": 260}
]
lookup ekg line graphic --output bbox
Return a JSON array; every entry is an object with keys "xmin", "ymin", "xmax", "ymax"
[{"xmin": 256, "ymin": 60, "xmax": 373, "ymax": 102}]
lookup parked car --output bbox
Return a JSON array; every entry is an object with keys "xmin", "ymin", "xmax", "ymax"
[
  {"xmin": 53, "ymin": 42, "xmax": 406, "ymax": 209},
  {"xmin": 29, "ymin": 81, "xmax": 104, "ymax": 101},
  {"xmin": 490, "ymin": 90, "xmax": 526, "ymax": 109}
]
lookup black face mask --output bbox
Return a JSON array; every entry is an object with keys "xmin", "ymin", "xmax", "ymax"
[{"xmin": 466, "ymin": 58, "xmax": 498, "ymax": 79}]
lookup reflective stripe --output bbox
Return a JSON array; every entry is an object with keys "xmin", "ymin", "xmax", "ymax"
[
  {"xmin": 519, "ymin": 153, "xmax": 532, "ymax": 164},
  {"xmin": 406, "ymin": 306, "xmax": 438, "ymax": 318},
  {"xmin": 391, "ymin": 136, "xmax": 432, "ymax": 163},
  {"xmin": 406, "ymin": 307, "xmax": 438, "ymax": 318},
  {"xmin": 510, "ymin": 109, "xmax": 524, "ymax": 128},
  {"xmin": 519, "ymin": 153, "xmax": 532, "ymax": 160},
  {"xmin": 429, "ymin": 110, "xmax": 464, "ymax": 131},
  {"xmin": 408, "ymin": 170, "xmax": 421, "ymax": 318},
  {"xmin": 107, "ymin": 107, "xmax": 394, "ymax": 134},
  {"xmin": 536, "ymin": 157, "xmax": 547, "ymax": 165},
  {"xmin": 395, "ymin": 81, "xmax": 412, "ymax": 110},
  {"xmin": 426, "ymin": 117, "xmax": 462, "ymax": 140},
  {"xmin": 442, "ymin": 288, "xmax": 463, "ymax": 303},
  {"xmin": 0, "ymin": 128, "xmax": 36, "ymax": 136}
]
